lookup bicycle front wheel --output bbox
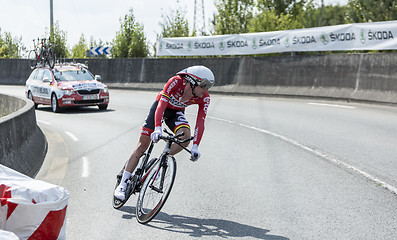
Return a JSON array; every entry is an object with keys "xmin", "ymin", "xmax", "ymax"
[
  {"xmin": 47, "ymin": 48, "xmax": 56, "ymax": 68},
  {"xmin": 136, "ymin": 156, "xmax": 176, "ymax": 224}
]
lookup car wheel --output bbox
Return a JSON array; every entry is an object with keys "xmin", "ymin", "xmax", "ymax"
[
  {"xmin": 51, "ymin": 94, "xmax": 61, "ymax": 113},
  {"xmin": 98, "ymin": 104, "xmax": 108, "ymax": 110},
  {"xmin": 28, "ymin": 91, "xmax": 38, "ymax": 109}
]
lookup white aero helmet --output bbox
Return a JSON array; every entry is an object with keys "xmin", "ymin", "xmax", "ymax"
[{"xmin": 177, "ymin": 65, "xmax": 215, "ymax": 89}]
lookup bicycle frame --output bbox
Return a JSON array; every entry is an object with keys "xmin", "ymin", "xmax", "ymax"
[
  {"xmin": 113, "ymin": 129, "xmax": 193, "ymax": 212},
  {"xmin": 33, "ymin": 38, "xmax": 44, "ymax": 60},
  {"xmin": 130, "ymin": 141, "xmax": 155, "ymax": 194},
  {"xmin": 131, "ymin": 130, "xmax": 192, "ymax": 196}
]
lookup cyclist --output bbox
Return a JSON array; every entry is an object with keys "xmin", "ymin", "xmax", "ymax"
[{"xmin": 114, "ymin": 65, "xmax": 215, "ymax": 200}]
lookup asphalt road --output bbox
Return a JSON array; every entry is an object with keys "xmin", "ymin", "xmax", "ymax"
[{"xmin": 2, "ymin": 85, "xmax": 397, "ymax": 239}]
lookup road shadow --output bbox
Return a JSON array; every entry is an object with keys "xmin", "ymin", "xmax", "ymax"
[{"xmin": 119, "ymin": 206, "xmax": 289, "ymax": 240}]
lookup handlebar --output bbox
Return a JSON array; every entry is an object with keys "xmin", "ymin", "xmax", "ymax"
[
  {"xmin": 32, "ymin": 37, "xmax": 53, "ymax": 48},
  {"xmin": 159, "ymin": 129, "xmax": 193, "ymax": 143},
  {"xmin": 158, "ymin": 128, "xmax": 194, "ymax": 154}
]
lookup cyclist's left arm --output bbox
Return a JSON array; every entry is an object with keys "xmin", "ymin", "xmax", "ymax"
[{"xmin": 192, "ymin": 94, "xmax": 210, "ymax": 146}]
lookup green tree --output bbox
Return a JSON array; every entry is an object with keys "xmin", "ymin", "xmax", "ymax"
[
  {"xmin": 49, "ymin": 22, "xmax": 69, "ymax": 58},
  {"xmin": 316, "ymin": 4, "xmax": 347, "ymax": 26},
  {"xmin": 248, "ymin": 0, "xmax": 347, "ymax": 33},
  {"xmin": 249, "ymin": 0, "xmax": 313, "ymax": 32},
  {"xmin": 249, "ymin": 9, "xmax": 304, "ymax": 32},
  {"xmin": 301, "ymin": 2, "xmax": 347, "ymax": 28},
  {"xmin": 213, "ymin": 0, "xmax": 254, "ymax": 35},
  {"xmin": 346, "ymin": 0, "xmax": 397, "ymax": 23},
  {"xmin": 257, "ymin": 0, "xmax": 310, "ymax": 18},
  {"xmin": 0, "ymin": 28, "xmax": 24, "ymax": 58},
  {"xmin": 159, "ymin": 9, "xmax": 190, "ymax": 38},
  {"xmin": 71, "ymin": 34, "xmax": 88, "ymax": 58},
  {"xmin": 258, "ymin": 0, "xmax": 295, "ymax": 16},
  {"xmin": 112, "ymin": 9, "xmax": 148, "ymax": 58}
]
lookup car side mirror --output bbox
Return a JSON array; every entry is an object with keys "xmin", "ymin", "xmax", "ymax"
[
  {"xmin": 95, "ymin": 75, "xmax": 101, "ymax": 81},
  {"xmin": 43, "ymin": 77, "xmax": 51, "ymax": 83}
]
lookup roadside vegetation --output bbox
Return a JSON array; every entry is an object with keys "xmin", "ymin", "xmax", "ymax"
[
  {"xmin": 0, "ymin": 0, "xmax": 396, "ymax": 58},
  {"xmin": 0, "ymin": 104, "xmax": 8, "ymax": 118}
]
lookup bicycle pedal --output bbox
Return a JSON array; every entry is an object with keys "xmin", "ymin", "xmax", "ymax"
[{"xmin": 150, "ymin": 185, "xmax": 163, "ymax": 193}]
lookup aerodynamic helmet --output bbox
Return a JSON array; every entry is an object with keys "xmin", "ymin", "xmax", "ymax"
[{"xmin": 177, "ymin": 65, "xmax": 215, "ymax": 89}]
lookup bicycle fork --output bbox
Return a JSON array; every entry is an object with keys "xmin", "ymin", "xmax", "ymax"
[{"xmin": 149, "ymin": 154, "xmax": 169, "ymax": 194}]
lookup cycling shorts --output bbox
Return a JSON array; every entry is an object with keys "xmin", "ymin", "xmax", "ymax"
[{"xmin": 141, "ymin": 100, "xmax": 190, "ymax": 136}]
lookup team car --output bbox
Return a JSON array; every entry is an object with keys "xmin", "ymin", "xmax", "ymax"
[{"xmin": 25, "ymin": 63, "xmax": 109, "ymax": 113}]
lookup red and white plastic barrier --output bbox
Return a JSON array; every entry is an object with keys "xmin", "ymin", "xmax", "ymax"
[
  {"xmin": 0, "ymin": 164, "xmax": 69, "ymax": 240},
  {"xmin": 0, "ymin": 229, "xmax": 20, "ymax": 240}
]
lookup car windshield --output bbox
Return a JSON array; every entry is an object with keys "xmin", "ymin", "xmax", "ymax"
[{"xmin": 53, "ymin": 70, "xmax": 95, "ymax": 81}]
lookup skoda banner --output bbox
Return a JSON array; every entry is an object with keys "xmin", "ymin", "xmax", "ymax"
[{"xmin": 156, "ymin": 20, "xmax": 397, "ymax": 56}]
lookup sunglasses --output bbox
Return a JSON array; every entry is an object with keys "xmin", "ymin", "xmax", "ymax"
[
  {"xmin": 185, "ymin": 75, "xmax": 214, "ymax": 89},
  {"xmin": 198, "ymin": 78, "xmax": 214, "ymax": 89}
]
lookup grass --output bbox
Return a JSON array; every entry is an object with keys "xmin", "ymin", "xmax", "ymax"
[{"xmin": 0, "ymin": 104, "xmax": 8, "ymax": 118}]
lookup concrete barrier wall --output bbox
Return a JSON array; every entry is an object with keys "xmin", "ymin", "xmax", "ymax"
[
  {"xmin": 1, "ymin": 53, "xmax": 397, "ymax": 104},
  {"xmin": 0, "ymin": 94, "xmax": 47, "ymax": 177},
  {"xmin": 84, "ymin": 53, "xmax": 397, "ymax": 104},
  {"xmin": 0, "ymin": 59, "xmax": 31, "ymax": 85}
]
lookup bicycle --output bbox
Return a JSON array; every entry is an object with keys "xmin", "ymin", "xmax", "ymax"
[
  {"xmin": 113, "ymin": 129, "xmax": 194, "ymax": 224},
  {"xmin": 28, "ymin": 38, "xmax": 56, "ymax": 69}
]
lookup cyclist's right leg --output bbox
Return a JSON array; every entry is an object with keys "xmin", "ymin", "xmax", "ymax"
[
  {"xmin": 114, "ymin": 102, "xmax": 157, "ymax": 201},
  {"xmin": 125, "ymin": 101, "xmax": 159, "ymax": 173},
  {"xmin": 125, "ymin": 135, "xmax": 151, "ymax": 173},
  {"xmin": 114, "ymin": 135, "xmax": 151, "ymax": 200}
]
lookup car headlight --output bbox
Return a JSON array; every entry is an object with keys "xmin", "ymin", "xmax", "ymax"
[
  {"xmin": 103, "ymin": 87, "xmax": 109, "ymax": 93},
  {"xmin": 63, "ymin": 89, "xmax": 75, "ymax": 95}
]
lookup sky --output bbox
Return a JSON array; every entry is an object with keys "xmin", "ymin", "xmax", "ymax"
[{"xmin": 0, "ymin": 0, "xmax": 348, "ymax": 55}]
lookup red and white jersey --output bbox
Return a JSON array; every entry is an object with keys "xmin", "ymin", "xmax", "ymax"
[{"xmin": 155, "ymin": 75, "xmax": 210, "ymax": 146}]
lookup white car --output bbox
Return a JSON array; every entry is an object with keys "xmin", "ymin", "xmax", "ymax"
[{"xmin": 25, "ymin": 63, "xmax": 110, "ymax": 112}]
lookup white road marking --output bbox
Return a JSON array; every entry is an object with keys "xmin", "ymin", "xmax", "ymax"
[
  {"xmin": 82, "ymin": 157, "xmax": 89, "ymax": 178},
  {"xmin": 65, "ymin": 131, "xmax": 79, "ymax": 141},
  {"xmin": 209, "ymin": 116, "xmax": 397, "ymax": 195},
  {"xmin": 37, "ymin": 120, "xmax": 51, "ymax": 125},
  {"xmin": 308, "ymin": 102, "xmax": 356, "ymax": 109}
]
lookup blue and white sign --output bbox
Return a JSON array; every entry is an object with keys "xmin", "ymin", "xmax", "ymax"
[{"xmin": 90, "ymin": 46, "xmax": 110, "ymax": 55}]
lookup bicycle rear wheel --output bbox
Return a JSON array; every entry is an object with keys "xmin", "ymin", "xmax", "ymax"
[
  {"xmin": 28, "ymin": 50, "xmax": 37, "ymax": 69},
  {"xmin": 136, "ymin": 156, "xmax": 176, "ymax": 224}
]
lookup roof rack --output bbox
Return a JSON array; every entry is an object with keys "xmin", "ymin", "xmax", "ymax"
[{"xmin": 55, "ymin": 60, "xmax": 89, "ymax": 69}]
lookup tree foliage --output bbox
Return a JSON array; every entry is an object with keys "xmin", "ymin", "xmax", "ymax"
[
  {"xmin": 159, "ymin": 9, "xmax": 190, "ymax": 38},
  {"xmin": 112, "ymin": 9, "xmax": 148, "ymax": 58},
  {"xmin": 257, "ymin": 0, "xmax": 308, "ymax": 17},
  {"xmin": 249, "ymin": 9, "xmax": 305, "ymax": 32},
  {"xmin": 213, "ymin": 0, "xmax": 350, "ymax": 34},
  {"xmin": 213, "ymin": 0, "xmax": 254, "ymax": 35},
  {"xmin": 248, "ymin": 0, "xmax": 312, "ymax": 32},
  {"xmin": 346, "ymin": 0, "xmax": 397, "ymax": 23},
  {"xmin": 49, "ymin": 22, "xmax": 69, "ymax": 58},
  {"xmin": 71, "ymin": 34, "xmax": 88, "ymax": 58},
  {"xmin": 0, "ymin": 28, "xmax": 24, "ymax": 58},
  {"xmin": 307, "ymin": 4, "xmax": 348, "ymax": 27}
]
